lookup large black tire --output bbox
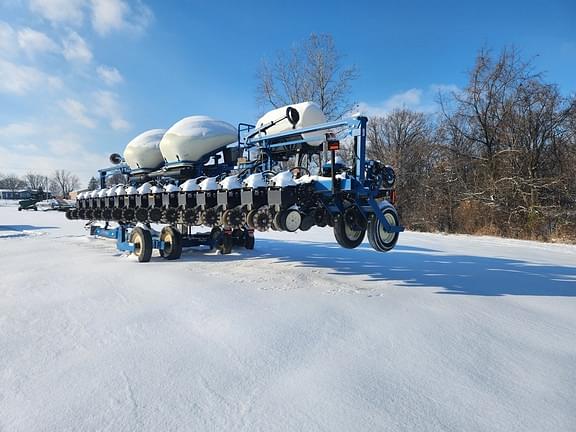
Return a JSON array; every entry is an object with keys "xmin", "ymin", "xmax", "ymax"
[
  {"xmin": 333, "ymin": 210, "xmax": 366, "ymax": 249},
  {"xmin": 130, "ymin": 227, "xmax": 153, "ymax": 262},
  {"xmin": 367, "ymin": 206, "xmax": 400, "ymax": 252},
  {"xmin": 159, "ymin": 226, "xmax": 182, "ymax": 260}
]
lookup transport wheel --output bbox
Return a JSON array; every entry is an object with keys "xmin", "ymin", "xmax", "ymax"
[
  {"xmin": 148, "ymin": 207, "xmax": 162, "ymax": 223},
  {"xmin": 92, "ymin": 208, "xmax": 102, "ymax": 220},
  {"xmin": 130, "ymin": 227, "xmax": 153, "ymax": 262},
  {"xmin": 102, "ymin": 208, "xmax": 112, "ymax": 221},
  {"xmin": 135, "ymin": 208, "xmax": 148, "ymax": 222},
  {"xmin": 18, "ymin": 207, "xmax": 22, "ymax": 211},
  {"xmin": 280, "ymin": 210, "xmax": 302, "ymax": 232},
  {"xmin": 333, "ymin": 208, "xmax": 366, "ymax": 249},
  {"xmin": 85, "ymin": 209, "xmax": 94, "ymax": 220},
  {"xmin": 159, "ymin": 226, "xmax": 182, "ymax": 260},
  {"xmin": 78, "ymin": 209, "xmax": 86, "ymax": 219},
  {"xmin": 65, "ymin": 209, "xmax": 73, "ymax": 219},
  {"xmin": 70, "ymin": 209, "xmax": 78, "ymax": 219},
  {"xmin": 367, "ymin": 206, "xmax": 400, "ymax": 252}
]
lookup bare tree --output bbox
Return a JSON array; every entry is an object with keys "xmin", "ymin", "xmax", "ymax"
[
  {"xmin": 0, "ymin": 174, "xmax": 26, "ymax": 194},
  {"xmin": 257, "ymin": 33, "xmax": 358, "ymax": 119},
  {"xmin": 367, "ymin": 109, "xmax": 437, "ymax": 228},
  {"xmin": 51, "ymin": 170, "xmax": 80, "ymax": 198},
  {"xmin": 24, "ymin": 172, "xmax": 50, "ymax": 191}
]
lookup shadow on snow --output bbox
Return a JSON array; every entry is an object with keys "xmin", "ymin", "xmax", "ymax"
[{"xmin": 177, "ymin": 238, "xmax": 576, "ymax": 297}]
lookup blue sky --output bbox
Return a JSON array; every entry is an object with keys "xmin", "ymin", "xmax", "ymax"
[{"xmin": 0, "ymin": 0, "xmax": 574, "ymax": 181}]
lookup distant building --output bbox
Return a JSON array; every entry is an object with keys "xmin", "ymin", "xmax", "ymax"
[
  {"xmin": 0, "ymin": 189, "xmax": 52, "ymax": 200},
  {"xmin": 69, "ymin": 189, "xmax": 90, "ymax": 200}
]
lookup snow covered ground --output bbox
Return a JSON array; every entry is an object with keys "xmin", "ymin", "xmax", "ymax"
[{"xmin": 1, "ymin": 205, "xmax": 575, "ymax": 431}]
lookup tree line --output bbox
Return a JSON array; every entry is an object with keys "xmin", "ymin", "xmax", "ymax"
[
  {"xmin": 258, "ymin": 36, "xmax": 576, "ymax": 241},
  {"xmin": 0, "ymin": 170, "xmax": 82, "ymax": 198}
]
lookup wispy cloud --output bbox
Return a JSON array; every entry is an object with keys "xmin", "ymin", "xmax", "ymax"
[
  {"xmin": 97, "ymin": 65, "xmax": 123, "ymax": 85},
  {"xmin": 29, "ymin": 0, "xmax": 85, "ymax": 26},
  {"xmin": 91, "ymin": 0, "xmax": 153, "ymax": 36},
  {"xmin": 17, "ymin": 27, "xmax": 59, "ymax": 57},
  {"xmin": 59, "ymin": 98, "xmax": 96, "ymax": 128},
  {"xmin": 93, "ymin": 90, "xmax": 130, "ymax": 130},
  {"xmin": 357, "ymin": 84, "xmax": 461, "ymax": 117},
  {"xmin": 0, "ymin": 59, "xmax": 62, "ymax": 94},
  {"xmin": 62, "ymin": 31, "xmax": 93, "ymax": 63}
]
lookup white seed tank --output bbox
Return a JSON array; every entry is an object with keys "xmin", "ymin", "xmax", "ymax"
[
  {"xmin": 123, "ymin": 129, "xmax": 166, "ymax": 171},
  {"xmin": 159, "ymin": 116, "xmax": 237, "ymax": 164},
  {"xmin": 255, "ymin": 101, "xmax": 326, "ymax": 146}
]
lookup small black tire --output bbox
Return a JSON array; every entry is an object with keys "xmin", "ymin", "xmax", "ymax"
[
  {"xmin": 333, "ymin": 214, "xmax": 366, "ymax": 249},
  {"xmin": 272, "ymin": 212, "xmax": 284, "ymax": 231},
  {"xmin": 159, "ymin": 226, "xmax": 182, "ymax": 260},
  {"xmin": 222, "ymin": 232, "xmax": 233, "ymax": 254},
  {"xmin": 245, "ymin": 233, "xmax": 255, "ymax": 250},
  {"xmin": 367, "ymin": 206, "xmax": 400, "ymax": 252},
  {"xmin": 130, "ymin": 227, "xmax": 153, "ymax": 262},
  {"xmin": 299, "ymin": 214, "xmax": 315, "ymax": 231},
  {"xmin": 18, "ymin": 207, "xmax": 22, "ymax": 211}
]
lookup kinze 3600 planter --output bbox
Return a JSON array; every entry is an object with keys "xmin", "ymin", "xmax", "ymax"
[{"xmin": 66, "ymin": 101, "xmax": 404, "ymax": 262}]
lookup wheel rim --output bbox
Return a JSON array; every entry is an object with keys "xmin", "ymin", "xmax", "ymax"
[
  {"xmin": 284, "ymin": 211, "xmax": 301, "ymax": 232},
  {"xmin": 133, "ymin": 237, "xmax": 142, "ymax": 256},
  {"xmin": 163, "ymin": 233, "xmax": 173, "ymax": 255},
  {"xmin": 378, "ymin": 212, "xmax": 397, "ymax": 245},
  {"xmin": 344, "ymin": 222, "xmax": 363, "ymax": 241}
]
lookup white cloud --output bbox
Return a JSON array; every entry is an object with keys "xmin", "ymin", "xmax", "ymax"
[
  {"xmin": 357, "ymin": 84, "xmax": 461, "ymax": 117},
  {"xmin": 97, "ymin": 65, "xmax": 123, "ymax": 85},
  {"xmin": 59, "ymin": 98, "xmax": 96, "ymax": 128},
  {"xmin": 17, "ymin": 27, "xmax": 58, "ymax": 56},
  {"xmin": 0, "ymin": 121, "xmax": 41, "ymax": 137},
  {"xmin": 0, "ymin": 21, "xmax": 17, "ymax": 57},
  {"xmin": 93, "ymin": 90, "xmax": 130, "ymax": 130},
  {"xmin": 29, "ymin": 0, "xmax": 85, "ymax": 25},
  {"xmin": 90, "ymin": 0, "xmax": 153, "ymax": 36},
  {"xmin": 62, "ymin": 31, "xmax": 92, "ymax": 63},
  {"xmin": 0, "ymin": 59, "xmax": 62, "ymax": 94},
  {"xmin": 48, "ymin": 133, "xmax": 83, "ymax": 155}
]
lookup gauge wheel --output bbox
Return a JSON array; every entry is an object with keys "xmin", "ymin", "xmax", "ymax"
[
  {"xmin": 367, "ymin": 207, "xmax": 400, "ymax": 252},
  {"xmin": 280, "ymin": 209, "xmax": 302, "ymax": 232},
  {"xmin": 333, "ymin": 208, "xmax": 366, "ymax": 249}
]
